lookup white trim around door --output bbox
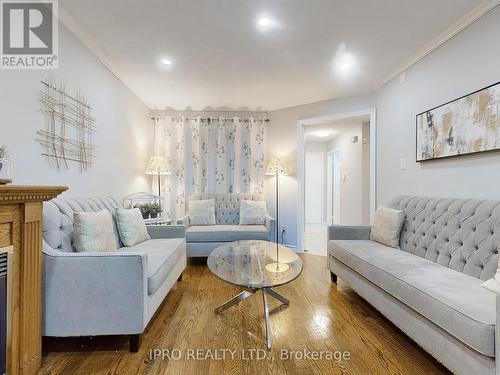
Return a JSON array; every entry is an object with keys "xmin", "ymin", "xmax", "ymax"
[
  {"xmin": 326, "ymin": 149, "xmax": 342, "ymax": 226},
  {"xmin": 296, "ymin": 108, "xmax": 377, "ymax": 252}
]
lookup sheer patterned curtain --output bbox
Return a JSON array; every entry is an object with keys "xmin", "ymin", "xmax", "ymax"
[{"xmin": 153, "ymin": 116, "xmax": 266, "ymax": 219}]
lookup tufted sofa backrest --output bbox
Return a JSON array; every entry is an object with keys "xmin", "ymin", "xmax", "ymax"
[
  {"xmin": 43, "ymin": 197, "xmax": 123, "ymax": 252},
  {"xmin": 188, "ymin": 193, "xmax": 266, "ymax": 225},
  {"xmin": 389, "ymin": 196, "xmax": 500, "ymax": 280}
]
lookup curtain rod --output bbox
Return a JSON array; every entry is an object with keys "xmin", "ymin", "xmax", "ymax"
[
  {"xmin": 150, "ymin": 116, "xmax": 269, "ymax": 123},
  {"xmin": 152, "ymin": 109, "xmax": 268, "ymax": 113}
]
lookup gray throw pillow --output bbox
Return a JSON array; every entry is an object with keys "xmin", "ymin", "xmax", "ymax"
[
  {"xmin": 370, "ymin": 207, "xmax": 405, "ymax": 248},
  {"xmin": 115, "ymin": 208, "xmax": 151, "ymax": 247},
  {"xmin": 73, "ymin": 210, "xmax": 120, "ymax": 252},
  {"xmin": 239, "ymin": 200, "xmax": 267, "ymax": 225},
  {"xmin": 188, "ymin": 199, "xmax": 216, "ymax": 225}
]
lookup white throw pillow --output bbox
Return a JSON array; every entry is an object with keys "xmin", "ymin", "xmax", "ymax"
[
  {"xmin": 73, "ymin": 210, "xmax": 120, "ymax": 252},
  {"xmin": 482, "ymin": 254, "xmax": 500, "ymax": 293},
  {"xmin": 115, "ymin": 208, "xmax": 151, "ymax": 247},
  {"xmin": 370, "ymin": 207, "xmax": 405, "ymax": 248},
  {"xmin": 188, "ymin": 199, "xmax": 216, "ymax": 226},
  {"xmin": 239, "ymin": 200, "xmax": 267, "ymax": 225}
]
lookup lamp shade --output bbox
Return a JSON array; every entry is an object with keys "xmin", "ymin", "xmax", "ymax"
[
  {"xmin": 146, "ymin": 156, "xmax": 171, "ymax": 175},
  {"xmin": 265, "ymin": 158, "xmax": 288, "ymax": 175}
]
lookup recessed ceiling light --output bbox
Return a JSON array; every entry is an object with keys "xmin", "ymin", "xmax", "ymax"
[
  {"xmin": 258, "ymin": 17, "xmax": 272, "ymax": 27},
  {"xmin": 161, "ymin": 58, "xmax": 172, "ymax": 66},
  {"xmin": 334, "ymin": 43, "xmax": 358, "ymax": 78},
  {"xmin": 256, "ymin": 15, "xmax": 280, "ymax": 32},
  {"xmin": 313, "ymin": 130, "xmax": 332, "ymax": 138}
]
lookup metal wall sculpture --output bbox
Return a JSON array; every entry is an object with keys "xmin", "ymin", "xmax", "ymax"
[{"xmin": 38, "ymin": 79, "xmax": 96, "ymax": 171}]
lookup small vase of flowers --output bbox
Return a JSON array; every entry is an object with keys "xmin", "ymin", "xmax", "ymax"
[
  {"xmin": 0, "ymin": 146, "xmax": 12, "ymax": 183},
  {"xmin": 149, "ymin": 203, "xmax": 163, "ymax": 219}
]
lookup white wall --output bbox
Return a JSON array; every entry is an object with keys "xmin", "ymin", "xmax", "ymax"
[
  {"xmin": 376, "ymin": 6, "xmax": 500, "ymax": 205},
  {"xmin": 267, "ymin": 93, "xmax": 375, "ymax": 247},
  {"xmin": 305, "ymin": 141, "xmax": 327, "ymax": 154},
  {"xmin": 327, "ymin": 123, "xmax": 369, "ymax": 225},
  {"xmin": 0, "ymin": 22, "xmax": 152, "ymax": 197}
]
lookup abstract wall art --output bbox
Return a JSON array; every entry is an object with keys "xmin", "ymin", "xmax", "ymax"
[
  {"xmin": 416, "ymin": 82, "xmax": 500, "ymax": 161},
  {"xmin": 38, "ymin": 79, "xmax": 96, "ymax": 171}
]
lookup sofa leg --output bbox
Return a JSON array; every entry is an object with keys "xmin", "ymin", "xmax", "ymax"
[
  {"xmin": 129, "ymin": 334, "xmax": 141, "ymax": 352},
  {"xmin": 330, "ymin": 272, "xmax": 337, "ymax": 283},
  {"xmin": 177, "ymin": 272, "xmax": 183, "ymax": 281}
]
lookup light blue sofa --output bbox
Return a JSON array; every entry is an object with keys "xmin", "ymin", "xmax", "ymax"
[
  {"xmin": 42, "ymin": 197, "xmax": 186, "ymax": 351},
  {"xmin": 328, "ymin": 196, "xmax": 500, "ymax": 375},
  {"xmin": 182, "ymin": 193, "xmax": 275, "ymax": 257}
]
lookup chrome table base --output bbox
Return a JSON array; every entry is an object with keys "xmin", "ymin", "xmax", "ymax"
[{"xmin": 214, "ymin": 288, "xmax": 289, "ymax": 349}]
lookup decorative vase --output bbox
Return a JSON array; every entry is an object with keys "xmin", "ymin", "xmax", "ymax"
[
  {"xmin": 150, "ymin": 213, "xmax": 158, "ymax": 219},
  {"xmin": 141, "ymin": 212, "xmax": 149, "ymax": 219}
]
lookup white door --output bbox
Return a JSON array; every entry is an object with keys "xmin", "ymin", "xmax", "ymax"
[{"xmin": 305, "ymin": 153, "xmax": 324, "ymax": 224}]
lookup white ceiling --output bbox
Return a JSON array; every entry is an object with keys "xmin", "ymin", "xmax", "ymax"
[
  {"xmin": 305, "ymin": 115, "xmax": 370, "ymax": 142},
  {"xmin": 60, "ymin": 0, "xmax": 485, "ymax": 111}
]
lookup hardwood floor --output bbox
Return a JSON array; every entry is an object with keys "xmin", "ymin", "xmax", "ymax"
[{"xmin": 40, "ymin": 254, "xmax": 450, "ymax": 375}]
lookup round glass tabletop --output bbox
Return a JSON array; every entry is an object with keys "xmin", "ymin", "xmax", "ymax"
[{"xmin": 207, "ymin": 240, "xmax": 303, "ymax": 289}]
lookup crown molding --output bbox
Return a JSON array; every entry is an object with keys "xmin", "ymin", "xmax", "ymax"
[
  {"xmin": 375, "ymin": 0, "xmax": 500, "ymax": 89},
  {"xmin": 56, "ymin": 6, "xmax": 149, "ymax": 108}
]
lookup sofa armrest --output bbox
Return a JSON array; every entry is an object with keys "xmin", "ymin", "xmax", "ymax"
[
  {"xmin": 177, "ymin": 215, "xmax": 190, "ymax": 228},
  {"xmin": 265, "ymin": 215, "xmax": 276, "ymax": 241},
  {"xmin": 328, "ymin": 225, "xmax": 371, "ymax": 241},
  {"xmin": 43, "ymin": 243, "xmax": 148, "ymax": 336},
  {"xmin": 496, "ymin": 294, "xmax": 500, "ymax": 375},
  {"xmin": 147, "ymin": 225, "xmax": 186, "ymax": 239}
]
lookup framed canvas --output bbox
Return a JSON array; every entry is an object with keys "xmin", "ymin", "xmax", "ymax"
[{"xmin": 416, "ymin": 81, "xmax": 500, "ymax": 161}]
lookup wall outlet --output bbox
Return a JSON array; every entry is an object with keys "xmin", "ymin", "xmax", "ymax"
[
  {"xmin": 280, "ymin": 226, "xmax": 286, "ymax": 244},
  {"xmin": 400, "ymin": 158, "xmax": 406, "ymax": 170}
]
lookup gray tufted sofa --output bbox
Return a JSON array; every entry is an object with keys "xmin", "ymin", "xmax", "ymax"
[
  {"xmin": 42, "ymin": 197, "xmax": 186, "ymax": 351},
  {"xmin": 182, "ymin": 193, "xmax": 275, "ymax": 257},
  {"xmin": 328, "ymin": 196, "xmax": 500, "ymax": 375}
]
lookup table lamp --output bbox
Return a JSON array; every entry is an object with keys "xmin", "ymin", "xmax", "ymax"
[
  {"xmin": 146, "ymin": 156, "xmax": 171, "ymax": 196},
  {"xmin": 265, "ymin": 158, "xmax": 289, "ymax": 273}
]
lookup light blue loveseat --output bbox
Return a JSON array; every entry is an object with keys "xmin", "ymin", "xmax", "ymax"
[
  {"xmin": 42, "ymin": 197, "xmax": 186, "ymax": 351},
  {"xmin": 328, "ymin": 196, "xmax": 500, "ymax": 375},
  {"xmin": 182, "ymin": 193, "xmax": 276, "ymax": 257}
]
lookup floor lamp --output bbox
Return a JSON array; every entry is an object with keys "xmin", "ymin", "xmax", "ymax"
[
  {"xmin": 146, "ymin": 156, "xmax": 172, "ymax": 197},
  {"xmin": 265, "ymin": 158, "xmax": 289, "ymax": 273}
]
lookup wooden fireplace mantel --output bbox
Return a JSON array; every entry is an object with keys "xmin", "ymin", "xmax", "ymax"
[{"xmin": 0, "ymin": 186, "xmax": 67, "ymax": 375}]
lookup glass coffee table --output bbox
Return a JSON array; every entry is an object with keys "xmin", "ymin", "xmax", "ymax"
[{"xmin": 207, "ymin": 240, "xmax": 303, "ymax": 349}]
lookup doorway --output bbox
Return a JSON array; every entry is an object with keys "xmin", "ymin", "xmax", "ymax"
[
  {"xmin": 303, "ymin": 150, "xmax": 326, "ymax": 255},
  {"xmin": 297, "ymin": 109, "xmax": 377, "ymax": 254},
  {"xmin": 305, "ymin": 152, "xmax": 324, "ymax": 224}
]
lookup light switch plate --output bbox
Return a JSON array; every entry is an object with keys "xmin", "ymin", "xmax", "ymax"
[{"xmin": 400, "ymin": 158, "xmax": 406, "ymax": 170}]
